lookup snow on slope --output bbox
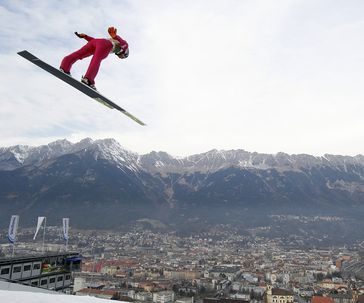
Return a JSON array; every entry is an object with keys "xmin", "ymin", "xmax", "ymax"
[
  {"xmin": 0, "ymin": 289, "xmax": 125, "ymax": 303},
  {"xmin": 1, "ymin": 138, "xmax": 364, "ymax": 174}
]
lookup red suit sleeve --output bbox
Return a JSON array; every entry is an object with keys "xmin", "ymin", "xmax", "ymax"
[
  {"xmin": 114, "ymin": 35, "xmax": 128, "ymax": 50},
  {"xmin": 84, "ymin": 35, "xmax": 94, "ymax": 41}
]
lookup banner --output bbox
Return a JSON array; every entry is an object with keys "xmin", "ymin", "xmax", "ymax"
[
  {"xmin": 8, "ymin": 215, "xmax": 19, "ymax": 244},
  {"xmin": 62, "ymin": 218, "xmax": 69, "ymax": 241},
  {"xmin": 33, "ymin": 216, "xmax": 46, "ymax": 240}
]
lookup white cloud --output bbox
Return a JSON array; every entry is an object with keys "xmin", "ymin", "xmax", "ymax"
[{"xmin": 1, "ymin": 0, "xmax": 364, "ymax": 156}]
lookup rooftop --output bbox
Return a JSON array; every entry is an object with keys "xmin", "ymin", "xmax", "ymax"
[{"xmin": 311, "ymin": 296, "xmax": 335, "ymax": 303}]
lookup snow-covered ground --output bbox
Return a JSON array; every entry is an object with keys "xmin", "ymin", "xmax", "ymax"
[{"xmin": 0, "ymin": 290, "xmax": 116, "ymax": 303}]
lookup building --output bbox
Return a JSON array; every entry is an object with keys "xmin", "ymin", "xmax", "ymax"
[
  {"xmin": 357, "ymin": 295, "xmax": 364, "ymax": 303},
  {"xmin": 0, "ymin": 252, "xmax": 81, "ymax": 291},
  {"xmin": 329, "ymin": 294, "xmax": 353, "ymax": 303},
  {"xmin": 164, "ymin": 270, "xmax": 200, "ymax": 281},
  {"xmin": 266, "ymin": 285, "xmax": 294, "ymax": 303},
  {"xmin": 311, "ymin": 296, "xmax": 335, "ymax": 303},
  {"xmin": 208, "ymin": 266, "xmax": 241, "ymax": 281},
  {"xmin": 153, "ymin": 290, "xmax": 175, "ymax": 303},
  {"xmin": 203, "ymin": 298, "xmax": 249, "ymax": 303},
  {"xmin": 136, "ymin": 291, "xmax": 153, "ymax": 301}
]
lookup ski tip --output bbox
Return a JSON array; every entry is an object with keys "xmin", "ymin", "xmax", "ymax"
[
  {"xmin": 123, "ymin": 111, "xmax": 146, "ymax": 126},
  {"xmin": 134, "ymin": 118, "xmax": 147, "ymax": 126}
]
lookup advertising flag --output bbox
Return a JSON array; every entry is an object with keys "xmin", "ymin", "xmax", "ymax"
[
  {"xmin": 33, "ymin": 216, "xmax": 46, "ymax": 240},
  {"xmin": 8, "ymin": 215, "xmax": 19, "ymax": 244},
  {"xmin": 62, "ymin": 218, "xmax": 69, "ymax": 241}
]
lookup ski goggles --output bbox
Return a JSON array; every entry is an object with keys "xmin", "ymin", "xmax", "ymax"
[{"xmin": 116, "ymin": 48, "xmax": 129, "ymax": 59}]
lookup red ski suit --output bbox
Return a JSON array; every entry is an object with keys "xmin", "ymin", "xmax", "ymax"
[{"xmin": 60, "ymin": 34, "xmax": 128, "ymax": 85}]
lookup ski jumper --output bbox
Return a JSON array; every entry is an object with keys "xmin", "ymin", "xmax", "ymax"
[{"xmin": 60, "ymin": 34, "xmax": 128, "ymax": 85}]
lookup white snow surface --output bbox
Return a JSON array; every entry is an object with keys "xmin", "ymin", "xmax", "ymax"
[{"xmin": 0, "ymin": 289, "xmax": 120, "ymax": 303}]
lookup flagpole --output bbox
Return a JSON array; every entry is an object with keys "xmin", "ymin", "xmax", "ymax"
[{"xmin": 42, "ymin": 217, "xmax": 46, "ymax": 254}]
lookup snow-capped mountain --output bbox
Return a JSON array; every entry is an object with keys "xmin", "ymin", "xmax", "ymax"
[
  {"xmin": 0, "ymin": 138, "xmax": 364, "ymax": 238},
  {"xmin": 3, "ymin": 138, "xmax": 363, "ymax": 174},
  {"xmin": 0, "ymin": 138, "xmax": 137, "ymax": 171},
  {"xmin": 140, "ymin": 149, "xmax": 364, "ymax": 173}
]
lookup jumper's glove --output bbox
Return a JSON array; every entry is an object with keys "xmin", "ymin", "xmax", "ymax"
[
  {"xmin": 74, "ymin": 32, "xmax": 86, "ymax": 38},
  {"xmin": 108, "ymin": 27, "xmax": 117, "ymax": 39}
]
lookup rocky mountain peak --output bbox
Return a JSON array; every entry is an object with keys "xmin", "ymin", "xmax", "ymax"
[
  {"xmin": 1, "ymin": 138, "xmax": 364, "ymax": 175},
  {"xmin": 0, "ymin": 138, "xmax": 364, "ymax": 236}
]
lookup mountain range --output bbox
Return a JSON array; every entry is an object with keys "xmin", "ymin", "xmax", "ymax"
[{"xmin": 1, "ymin": 138, "xmax": 364, "ymax": 243}]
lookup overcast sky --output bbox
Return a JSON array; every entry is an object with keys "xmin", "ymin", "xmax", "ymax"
[{"xmin": 1, "ymin": 0, "xmax": 363, "ymax": 157}]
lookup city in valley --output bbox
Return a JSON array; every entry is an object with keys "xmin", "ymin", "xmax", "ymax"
[{"xmin": 1, "ymin": 222, "xmax": 363, "ymax": 303}]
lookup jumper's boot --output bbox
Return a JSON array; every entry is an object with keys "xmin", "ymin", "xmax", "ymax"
[
  {"xmin": 59, "ymin": 67, "xmax": 71, "ymax": 76},
  {"xmin": 81, "ymin": 76, "xmax": 97, "ymax": 90}
]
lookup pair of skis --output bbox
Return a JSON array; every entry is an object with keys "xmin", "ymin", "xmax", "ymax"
[{"xmin": 17, "ymin": 50, "xmax": 145, "ymax": 126}]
